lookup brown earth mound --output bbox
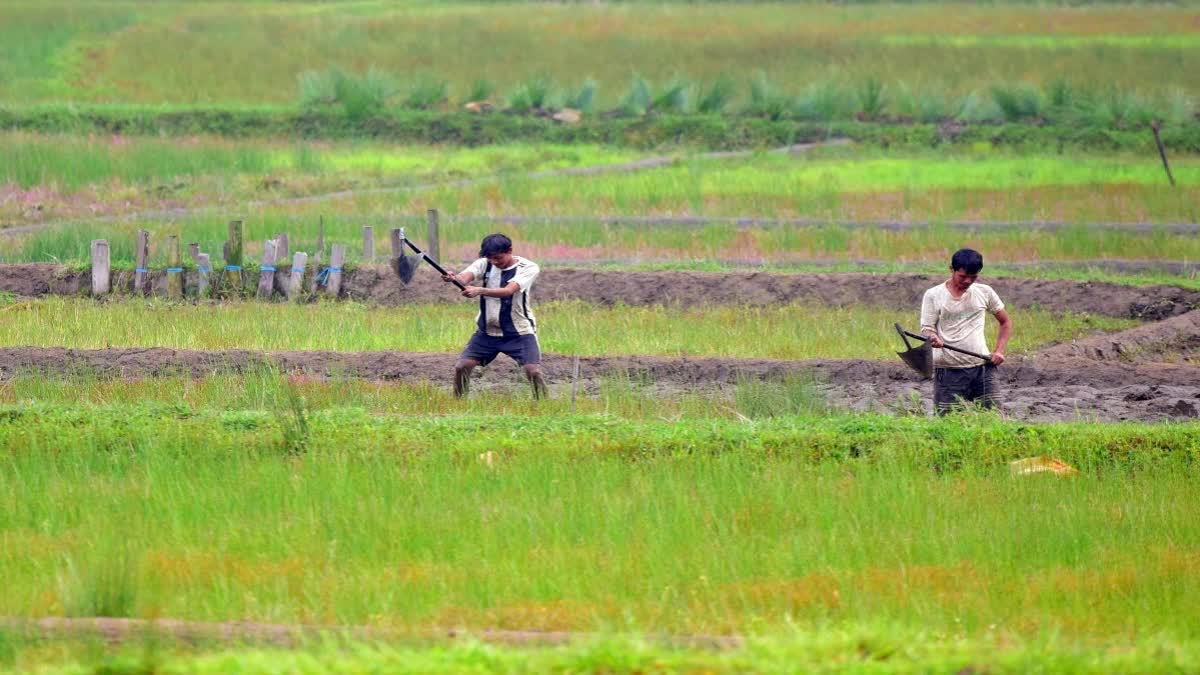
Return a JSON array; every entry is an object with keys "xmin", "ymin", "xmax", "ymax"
[
  {"xmin": 3, "ymin": 264, "xmax": 1198, "ymax": 319},
  {"xmin": 1038, "ymin": 310, "xmax": 1200, "ymax": 363}
]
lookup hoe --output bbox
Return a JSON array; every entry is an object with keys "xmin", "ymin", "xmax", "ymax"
[
  {"xmin": 393, "ymin": 228, "xmax": 466, "ymax": 291},
  {"xmin": 894, "ymin": 323, "xmax": 991, "ymax": 379}
]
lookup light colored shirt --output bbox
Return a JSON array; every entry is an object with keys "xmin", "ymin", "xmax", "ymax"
[
  {"xmin": 464, "ymin": 256, "xmax": 540, "ymax": 336},
  {"xmin": 920, "ymin": 282, "xmax": 1005, "ymax": 368}
]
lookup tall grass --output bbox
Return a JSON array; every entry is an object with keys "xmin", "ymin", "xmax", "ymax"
[
  {"xmin": 0, "ymin": 298, "xmax": 1133, "ymax": 359},
  {"xmin": 1, "ymin": 404, "xmax": 1198, "ymax": 636},
  {"xmin": 1, "ymin": 134, "xmax": 277, "ymax": 191},
  {"xmin": 0, "ymin": 132, "xmax": 640, "ymax": 193},
  {"xmin": 0, "ymin": 370, "xmax": 732, "ymax": 420}
]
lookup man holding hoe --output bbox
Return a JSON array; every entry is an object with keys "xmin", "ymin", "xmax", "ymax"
[
  {"xmin": 920, "ymin": 248, "xmax": 1013, "ymax": 415},
  {"xmin": 441, "ymin": 234, "xmax": 547, "ymax": 400}
]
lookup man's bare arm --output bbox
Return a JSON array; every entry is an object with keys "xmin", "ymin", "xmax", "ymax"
[
  {"xmin": 442, "ymin": 270, "xmax": 475, "ymax": 286},
  {"xmin": 462, "ymin": 281, "xmax": 521, "ymax": 299},
  {"xmin": 991, "ymin": 309, "xmax": 1012, "ymax": 365}
]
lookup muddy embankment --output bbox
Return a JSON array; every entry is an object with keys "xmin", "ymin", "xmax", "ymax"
[
  {"xmin": 2, "ymin": 311, "xmax": 1198, "ymax": 422},
  {"xmin": 3, "ymin": 264, "xmax": 1199, "ymax": 319}
]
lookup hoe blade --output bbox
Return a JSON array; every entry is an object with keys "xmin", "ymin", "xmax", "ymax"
[
  {"xmin": 897, "ymin": 341, "xmax": 934, "ymax": 379},
  {"xmin": 394, "ymin": 251, "xmax": 421, "ymax": 284}
]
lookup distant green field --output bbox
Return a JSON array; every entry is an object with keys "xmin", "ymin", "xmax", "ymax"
[
  {"xmin": 0, "ymin": 133, "xmax": 641, "ymax": 192},
  {"xmin": 1, "ymin": 1, "xmax": 1198, "ymax": 107},
  {"xmin": 4, "ymin": 139, "xmax": 1199, "ymax": 269}
]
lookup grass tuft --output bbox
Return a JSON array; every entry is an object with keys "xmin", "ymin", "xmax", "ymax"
[
  {"xmin": 696, "ymin": 76, "xmax": 735, "ymax": 115},
  {"xmin": 404, "ymin": 77, "xmax": 449, "ymax": 111},
  {"xmin": 991, "ymin": 83, "xmax": 1044, "ymax": 122},
  {"xmin": 735, "ymin": 372, "xmax": 828, "ymax": 419},
  {"xmin": 618, "ymin": 74, "xmax": 652, "ymax": 117},
  {"xmin": 564, "ymin": 79, "xmax": 598, "ymax": 113},
  {"xmin": 60, "ymin": 548, "xmax": 139, "ymax": 619},
  {"xmin": 856, "ymin": 77, "xmax": 888, "ymax": 120}
]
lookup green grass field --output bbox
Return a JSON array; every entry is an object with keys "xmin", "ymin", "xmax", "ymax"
[
  {"xmin": 1, "ymin": 404, "xmax": 1198, "ymax": 671},
  {"xmin": 5, "ymin": 137, "xmax": 1198, "ymax": 229},
  {"xmin": 5, "ymin": 140, "xmax": 1199, "ymax": 276},
  {"xmin": 0, "ymin": 298, "xmax": 1132, "ymax": 360},
  {"xmin": 3, "ymin": 2, "xmax": 1198, "ymax": 671},
  {"xmin": 2, "ymin": 1, "xmax": 1199, "ymax": 107}
]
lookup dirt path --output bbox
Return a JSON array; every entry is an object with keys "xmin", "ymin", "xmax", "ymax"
[
  {"xmin": 469, "ymin": 214, "xmax": 1200, "ymax": 236},
  {"xmin": 3, "ymin": 265, "xmax": 1198, "ymax": 319},
  {"xmin": 0, "ymin": 616, "xmax": 740, "ymax": 650},
  {"xmin": 0, "ymin": 141, "xmax": 851, "ymax": 236}
]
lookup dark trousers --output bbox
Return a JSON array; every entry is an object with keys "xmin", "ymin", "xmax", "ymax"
[{"xmin": 934, "ymin": 365, "xmax": 999, "ymax": 415}]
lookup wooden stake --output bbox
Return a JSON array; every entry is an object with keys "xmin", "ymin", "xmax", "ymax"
[
  {"xmin": 570, "ymin": 355, "xmax": 581, "ymax": 414},
  {"xmin": 274, "ymin": 232, "xmax": 290, "ymax": 264},
  {"xmin": 309, "ymin": 251, "xmax": 322, "ymax": 292},
  {"xmin": 362, "ymin": 226, "xmax": 374, "ymax": 262},
  {"xmin": 188, "ymin": 242, "xmax": 201, "ymax": 263},
  {"xmin": 90, "ymin": 240, "xmax": 110, "ymax": 296},
  {"xmin": 258, "ymin": 240, "xmax": 278, "ymax": 299},
  {"xmin": 288, "ymin": 252, "xmax": 308, "ymax": 301},
  {"xmin": 426, "ymin": 209, "xmax": 440, "ymax": 263},
  {"xmin": 196, "ymin": 253, "xmax": 212, "ymax": 298},
  {"xmin": 134, "ymin": 230, "xmax": 149, "ymax": 295},
  {"xmin": 1152, "ymin": 121, "xmax": 1177, "ymax": 187},
  {"xmin": 224, "ymin": 219, "xmax": 244, "ymax": 294},
  {"xmin": 166, "ymin": 235, "xmax": 183, "ymax": 299},
  {"xmin": 325, "ymin": 244, "xmax": 346, "ymax": 297}
]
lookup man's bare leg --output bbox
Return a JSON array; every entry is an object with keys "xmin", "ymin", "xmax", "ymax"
[
  {"xmin": 454, "ymin": 358, "xmax": 480, "ymax": 399},
  {"xmin": 524, "ymin": 364, "xmax": 548, "ymax": 400}
]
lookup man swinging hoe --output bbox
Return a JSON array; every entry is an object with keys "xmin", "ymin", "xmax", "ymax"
[{"xmin": 440, "ymin": 234, "xmax": 547, "ymax": 400}]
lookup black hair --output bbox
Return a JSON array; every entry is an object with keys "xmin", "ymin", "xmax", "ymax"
[
  {"xmin": 479, "ymin": 233, "xmax": 513, "ymax": 257},
  {"xmin": 950, "ymin": 248, "xmax": 984, "ymax": 274}
]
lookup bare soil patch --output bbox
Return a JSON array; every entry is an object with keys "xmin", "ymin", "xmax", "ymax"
[{"xmin": 3, "ymin": 264, "xmax": 1198, "ymax": 319}]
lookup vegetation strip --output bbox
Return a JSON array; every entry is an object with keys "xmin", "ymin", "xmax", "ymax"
[{"xmin": 7, "ymin": 108, "xmax": 1200, "ymax": 152}]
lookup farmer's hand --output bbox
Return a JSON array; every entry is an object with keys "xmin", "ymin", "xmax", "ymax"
[
  {"xmin": 441, "ymin": 270, "xmax": 458, "ymax": 283},
  {"xmin": 990, "ymin": 351, "xmax": 1006, "ymax": 366},
  {"xmin": 461, "ymin": 286, "xmax": 484, "ymax": 298},
  {"xmin": 929, "ymin": 335, "xmax": 945, "ymax": 348}
]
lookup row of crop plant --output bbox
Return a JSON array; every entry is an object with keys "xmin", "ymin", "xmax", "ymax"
[{"xmin": 300, "ymin": 68, "xmax": 1198, "ymax": 128}]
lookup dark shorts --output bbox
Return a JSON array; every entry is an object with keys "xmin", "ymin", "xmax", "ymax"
[
  {"xmin": 934, "ymin": 365, "xmax": 999, "ymax": 415},
  {"xmin": 460, "ymin": 331, "xmax": 541, "ymax": 367}
]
